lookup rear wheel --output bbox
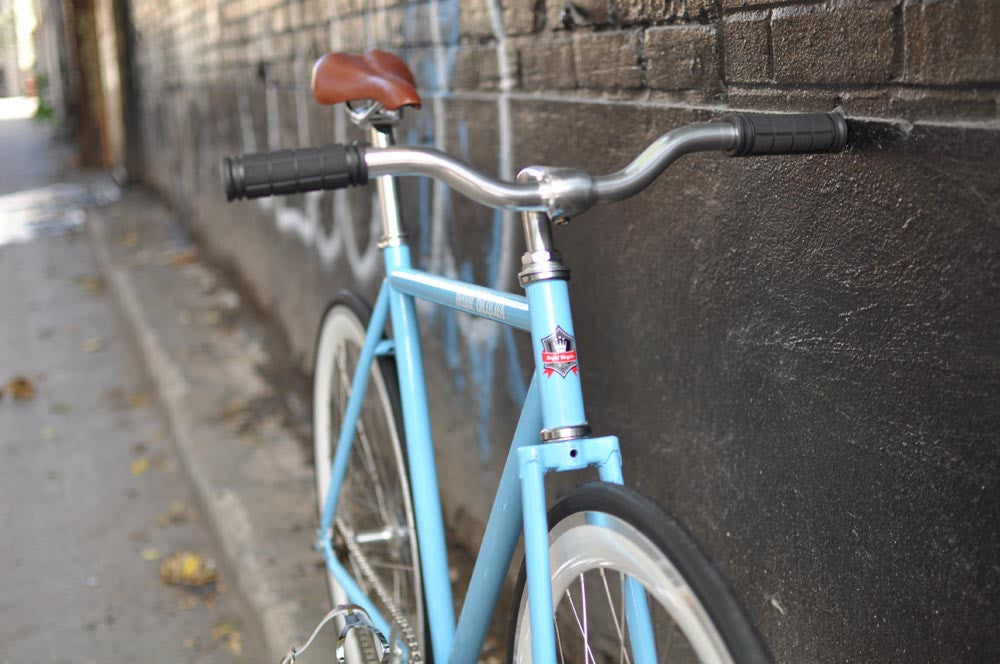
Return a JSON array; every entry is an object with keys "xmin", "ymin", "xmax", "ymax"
[
  {"xmin": 508, "ymin": 482, "xmax": 770, "ymax": 664},
  {"xmin": 313, "ymin": 292, "xmax": 425, "ymax": 658}
]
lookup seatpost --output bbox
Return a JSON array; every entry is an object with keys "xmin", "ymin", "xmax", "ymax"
[{"xmin": 368, "ymin": 125, "xmax": 408, "ymax": 249}]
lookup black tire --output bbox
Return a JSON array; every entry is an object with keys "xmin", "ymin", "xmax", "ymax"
[{"xmin": 507, "ymin": 482, "xmax": 771, "ymax": 664}]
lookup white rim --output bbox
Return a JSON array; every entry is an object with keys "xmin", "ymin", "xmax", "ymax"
[
  {"xmin": 312, "ymin": 304, "xmax": 424, "ymax": 647},
  {"xmin": 512, "ymin": 511, "xmax": 734, "ymax": 664}
]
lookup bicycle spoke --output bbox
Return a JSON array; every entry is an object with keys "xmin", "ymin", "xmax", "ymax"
[
  {"xmin": 554, "ymin": 613, "xmax": 567, "ymax": 664},
  {"xmin": 581, "ymin": 574, "xmax": 590, "ymax": 664},
  {"xmin": 355, "ymin": 417, "xmax": 392, "ymax": 521},
  {"xmin": 599, "ymin": 568, "xmax": 632, "ymax": 664},
  {"xmin": 564, "ymin": 585, "xmax": 599, "ymax": 664},
  {"xmin": 335, "ymin": 347, "xmax": 395, "ymax": 527}
]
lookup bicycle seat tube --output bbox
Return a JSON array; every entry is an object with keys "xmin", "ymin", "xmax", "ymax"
[{"xmin": 369, "ymin": 119, "xmax": 458, "ymax": 659}]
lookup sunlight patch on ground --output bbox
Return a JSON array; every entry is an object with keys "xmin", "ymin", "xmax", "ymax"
[
  {"xmin": 0, "ymin": 178, "xmax": 121, "ymax": 246},
  {"xmin": 0, "ymin": 96, "xmax": 39, "ymax": 121}
]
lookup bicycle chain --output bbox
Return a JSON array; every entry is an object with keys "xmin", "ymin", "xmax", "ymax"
[{"xmin": 335, "ymin": 517, "xmax": 424, "ymax": 663}]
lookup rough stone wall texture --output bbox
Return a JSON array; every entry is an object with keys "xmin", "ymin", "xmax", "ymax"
[{"xmin": 125, "ymin": 0, "xmax": 1000, "ymax": 660}]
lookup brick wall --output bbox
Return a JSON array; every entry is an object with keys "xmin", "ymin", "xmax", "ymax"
[
  {"xmin": 129, "ymin": 0, "xmax": 1000, "ymax": 126},
  {"xmin": 125, "ymin": 0, "xmax": 1000, "ymax": 661}
]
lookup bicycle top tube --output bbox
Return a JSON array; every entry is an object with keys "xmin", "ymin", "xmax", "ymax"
[{"xmin": 364, "ymin": 123, "xmax": 737, "ymax": 220}]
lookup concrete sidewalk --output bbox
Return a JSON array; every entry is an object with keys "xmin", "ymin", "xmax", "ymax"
[
  {"xmin": 0, "ymin": 97, "xmax": 260, "ymax": 662},
  {"xmin": 87, "ymin": 189, "xmax": 338, "ymax": 661}
]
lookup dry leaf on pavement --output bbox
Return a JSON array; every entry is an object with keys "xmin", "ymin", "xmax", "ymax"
[
  {"xmin": 140, "ymin": 548, "xmax": 162, "ymax": 561},
  {"xmin": 177, "ymin": 594, "xmax": 200, "ymax": 610},
  {"xmin": 76, "ymin": 275, "xmax": 106, "ymax": 294},
  {"xmin": 82, "ymin": 337, "xmax": 104, "ymax": 353},
  {"xmin": 130, "ymin": 457, "xmax": 150, "ymax": 475},
  {"xmin": 120, "ymin": 230, "xmax": 139, "ymax": 248},
  {"xmin": 170, "ymin": 248, "xmax": 198, "ymax": 267},
  {"xmin": 151, "ymin": 451, "xmax": 174, "ymax": 472},
  {"xmin": 202, "ymin": 309, "xmax": 222, "ymax": 326},
  {"xmin": 156, "ymin": 500, "xmax": 191, "ymax": 527},
  {"xmin": 128, "ymin": 391, "xmax": 148, "ymax": 409},
  {"xmin": 211, "ymin": 619, "xmax": 243, "ymax": 655},
  {"xmin": 8, "ymin": 376, "xmax": 36, "ymax": 400},
  {"xmin": 160, "ymin": 550, "xmax": 218, "ymax": 587}
]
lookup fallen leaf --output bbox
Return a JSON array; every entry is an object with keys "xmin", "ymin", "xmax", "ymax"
[
  {"xmin": 8, "ymin": 376, "xmax": 36, "ymax": 400},
  {"xmin": 0, "ymin": 387, "xmax": 4, "ymax": 400},
  {"xmin": 127, "ymin": 391, "xmax": 148, "ymax": 409},
  {"xmin": 227, "ymin": 398, "xmax": 247, "ymax": 416},
  {"xmin": 82, "ymin": 337, "xmax": 104, "ymax": 353},
  {"xmin": 177, "ymin": 594, "xmax": 200, "ymax": 610},
  {"xmin": 130, "ymin": 457, "xmax": 150, "ymax": 475},
  {"xmin": 40, "ymin": 426, "xmax": 56, "ymax": 440},
  {"xmin": 132, "ymin": 442, "xmax": 147, "ymax": 455},
  {"xmin": 155, "ymin": 500, "xmax": 191, "ymax": 527},
  {"xmin": 211, "ymin": 619, "xmax": 243, "ymax": 655},
  {"xmin": 202, "ymin": 309, "xmax": 221, "ymax": 326},
  {"xmin": 140, "ymin": 548, "xmax": 162, "ymax": 561},
  {"xmin": 170, "ymin": 248, "xmax": 198, "ymax": 267},
  {"xmin": 51, "ymin": 402, "xmax": 73, "ymax": 414},
  {"xmin": 160, "ymin": 550, "xmax": 218, "ymax": 587},
  {"xmin": 76, "ymin": 275, "xmax": 106, "ymax": 294},
  {"xmin": 120, "ymin": 230, "xmax": 139, "ymax": 248},
  {"xmin": 220, "ymin": 397, "xmax": 250, "ymax": 423},
  {"xmin": 151, "ymin": 451, "xmax": 174, "ymax": 472}
]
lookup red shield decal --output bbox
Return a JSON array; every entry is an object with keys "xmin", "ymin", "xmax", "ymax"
[{"xmin": 540, "ymin": 327, "xmax": 578, "ymax": 378}]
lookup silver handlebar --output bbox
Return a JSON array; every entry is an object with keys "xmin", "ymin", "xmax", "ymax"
[{"xmin": 363, "ymin": 122, "xmax": 738, "ymax": 220}]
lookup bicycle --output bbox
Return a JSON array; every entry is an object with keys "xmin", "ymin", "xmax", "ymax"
[{"xmin": 222, "ymin": 50, "xmax": 848, "ymax": 664}]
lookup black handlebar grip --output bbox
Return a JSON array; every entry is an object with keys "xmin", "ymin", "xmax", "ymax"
[
  {"xmin": 222, "ymin": 143, "xmax": 367, "ymax": 201},
  {"xmin": 725, "ymin": 112, "xmax": 847, "ymax": 157}
]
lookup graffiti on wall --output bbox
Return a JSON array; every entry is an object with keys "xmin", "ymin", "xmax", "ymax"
[{"xmin": 234, "ymin": 0, "xmax": 528, "ymax": 460}]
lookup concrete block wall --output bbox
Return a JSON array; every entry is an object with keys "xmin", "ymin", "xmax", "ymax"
[{"xmin": 125, "ymin": 0, "xmax": 1000, "ymax": 660}]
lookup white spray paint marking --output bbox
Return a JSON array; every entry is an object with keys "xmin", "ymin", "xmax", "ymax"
[{"xmin": 233, "ymin": 1, "xmax": 384, "ymax": 284}]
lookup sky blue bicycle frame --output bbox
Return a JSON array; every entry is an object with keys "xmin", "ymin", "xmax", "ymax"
[{"xmin": 315, "ymin": 125, "xmax": 657, "ymax": 664}]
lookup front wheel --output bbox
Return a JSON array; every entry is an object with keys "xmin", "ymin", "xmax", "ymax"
[{"xmin": 508, "ymin": 483, "xmax": 770, "ymax": 664}]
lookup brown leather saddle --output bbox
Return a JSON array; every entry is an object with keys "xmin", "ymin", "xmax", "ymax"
[{"xmin": 311, "ymin": 50, "xmax": 421, "ymax": 110}]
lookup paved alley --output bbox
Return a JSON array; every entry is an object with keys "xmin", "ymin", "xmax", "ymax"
[{"xmin": 0, "ymin": 98, "xmax": 258, "ymax": 662}]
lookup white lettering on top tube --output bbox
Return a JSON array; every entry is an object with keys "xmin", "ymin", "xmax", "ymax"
[{"xmin": 455, "ymin": 291, "xmax": 506, "ymax": 322}]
